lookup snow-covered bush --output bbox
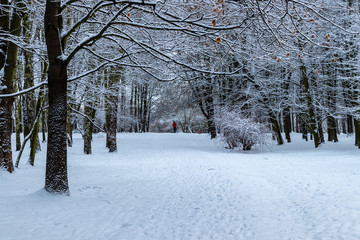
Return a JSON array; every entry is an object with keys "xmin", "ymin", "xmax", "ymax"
[{"xmin": 217, "ymin": 109, "xmax": 271, "ymax": 151}]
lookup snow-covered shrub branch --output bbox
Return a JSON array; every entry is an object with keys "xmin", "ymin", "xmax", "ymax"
[{"xmin": 216, "ymin": 108, "xmax": 271, "ymax": 150}]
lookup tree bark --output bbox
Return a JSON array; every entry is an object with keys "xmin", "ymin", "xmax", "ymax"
[
  {"xmin": 270, "ymin": 112, "xmax": 284, "ymax": 145},
  {"xmin": 23, "ymin": 51, "xmax": 36, "ymax": 138},
  {"xmin": 83, "ymin": 104, "xmax": 95, "ymax": 154},
  {"xmin": 0, "ymin": 99, "xmax": 14, "ymax": 172},
  {"xmin": 327, "ymin": 116, "xmax": 338, "ymax": 142},
  {"xmin": 129, "ymin": 83, "xmax": 134, "ymax": 132},
  {"xmin": 29, "ymin": 90, "xmax": 44, "ymax": 166},
  {"xmin": 15, "ymin": 85, "xmax": 22, "ymax": 151},
  {"xmin": 0, "ymin": 0, "xmax": 9, "ymax": 69},
  {"xmin": 66, "ymin": 107, "xmax": 73, "ymax": 147},
  {"xmin": 205, "ymin": 91, "xmax": 216, "ymax": 139},
  {"xmin": 283, "ymin": 108, "xmax": 291, "ymax": 143},
  {"xmin": 0, "ymin": 0, "xmax": 24, "ymax": 173},
  {"xmin": 317, "ymin": 118, "xmax": 325, "ymax": 143},
  {"xmin": 354, "ymin": 119, "xmax": 360, "ymax": 148},
  {"xmin": 300, "ymin": 64, "xmax": 320, "ymax": 148},
  {"xmin": 44, "ymin": 0, "xmax": 69, "ymax": 194},
  {"xmin": 347, "ymin": 115, "xmax": 354, "ymax": 134},
  {"xmin": 105, "ymin": 67, "xmax": 119, "ymax": 152}
]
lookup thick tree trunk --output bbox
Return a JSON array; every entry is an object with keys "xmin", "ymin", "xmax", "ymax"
[{"xmin": 44, "ymin": 0, "xmax": 69, "ymax": 194}]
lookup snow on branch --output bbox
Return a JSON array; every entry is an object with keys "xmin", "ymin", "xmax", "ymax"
[
  {"xmin": 216, "ymin": 108, "xmax": 271, "ymax": 151},
  {"xmin": 118, "ymin": 31, "xmax": 243, "ymax": 76},
  {"xmin": 64, "ymin": 4, "xmax": 130, "ymax": 64},
  {"xmin": 0, "ymin": 82, "xmax": 47, "ymax": 99}
]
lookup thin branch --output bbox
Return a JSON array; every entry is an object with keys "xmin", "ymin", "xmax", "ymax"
[
  {"xmin": 15, "ymin": 102, "xmax": 47, "ymax": 168},
  {"xmin": 0, "ymin": 81, "xmax": 47, "ymax": 98},
  {"xmin": 68, "ymin": 105, "xmax": 105, "ymax": 132}
]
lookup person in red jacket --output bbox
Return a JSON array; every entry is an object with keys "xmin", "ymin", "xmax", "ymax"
[{"xmin": 172, "ymin": 121, "xmax": 177, "ymax": 133}]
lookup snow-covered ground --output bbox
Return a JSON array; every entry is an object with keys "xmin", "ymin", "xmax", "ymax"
[{"xmin": 1, "ymin": 133, "xmax": 360, "ymax": 240}]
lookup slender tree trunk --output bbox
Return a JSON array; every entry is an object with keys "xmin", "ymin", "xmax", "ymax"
[
  {"xmin": 0, "ymin": 0, "xmax": 9, "ymax": 69},
  {"xmin": 300, "ymin": 114, "xmax": 308, "ymax": 141},
  {"xmin": 354, "ymin": 119, "xmax": 360, "ymax": 148},
  {"xmin": 0, "ymin": 0, "xmax": 24, "ymax": 173},
  {"xmin": 41, "ymin": 89, "xmax": 47, "ymax": 143},
  {"xmin": 300, "ymin": 65, "xmax": 320, "ymax": 148},
  {"xmin": 44, "ymin": 0, "xmax": 69, "ymax": 194},
  {"xmin": 270, "ymin": 112, "xmax": 284, "ymax": 145},
  {"xmin": 23, "ymin": 52, "xmax": 36, "ymax": 138},
  {"xmin": 341, "ymin": 118, "xmax": 347, "ymax": 134},
  {"xmin": 105, "ymin": 67, "xmax": 120, "ymax": 152},
  {"xmin": 326, "ymin": 71, "xmax": 338, "ymax": 142},
  {"xmin": 107, "ymin": 101, "xmax": 118, "ymax": 152},
  {"xmin": 317, "ymin": 118, "xmax": 325, "ymax": 143},
  {"xmin": 134, "ymin": 84, "xmax": 139, "ymax": 132},
  {"xmin": 120, "ymin": 74, "xmax": 126, "ymax": 132},
  {"xmin": 283, "ymin": 108, "xmax": 291, "ymax": 143},
  {"xmin": 22, "ymin": 2, "xmax": 37, "ymax": 140},
  {"xmin": 29, "ymin": 91, "xmax": 44, "ymax": 166},
  {"xmin": 129, "ymin": 83, "xmax": 134, "ymax": 132},
  {"xmin": 40, "ymin": 65, "xmax": 48, "ymax": 143},
  {"xmin": 15, "ymin": 84, "xmax": 22, "ymax": 151},
  {"xmin": 66, "ymin": 107, "xmax": 73, "ymax": 147},
  {"xmin": 347, "ymin": 115, "xmax": 354, "ymax": 134},
  {"xmin": 204, "ymin": 80, "xmax": 216, "ymax": 139},
  {"xmin": 327, "ymin": 116, "xmax": 338, "ymax": 142},
  {"xmin": 0, "ymin": 100, "xmax": 14, "ymax": 172},
  {"xmin": 83, "ymin": 104, "xmax": 95, "ymax": 154},
  {"xmin": 141, "ymin": 84, "xmax": 148, "ymax": 132},
  {"xmin": 83, "ymin": 69, "xmax": 100, "ymax": 153},
  {"xmin": 205, "ymin": 94, "xmax": 216, "ymax": 139}
]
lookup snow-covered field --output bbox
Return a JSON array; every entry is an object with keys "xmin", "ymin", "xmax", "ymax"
[{"xmin": 1, "ymin": 133, "xmax": 360, "ymax": 240}]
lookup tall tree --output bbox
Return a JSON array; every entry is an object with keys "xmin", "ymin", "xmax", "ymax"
[
  {"xmin": 44, "ymin": 0, "xmax": 69, "ymax": 194},
  {"xmin": 0, "ymin": 0, "xmax": 24, "ymax": 173}
]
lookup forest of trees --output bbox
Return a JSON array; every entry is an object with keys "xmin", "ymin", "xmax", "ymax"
[{"xmin": 1, "ymin": 0, "xmax": 360, "ymax": 194}]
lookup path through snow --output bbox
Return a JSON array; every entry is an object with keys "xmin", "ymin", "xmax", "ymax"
[{"xmin": 1, "ymin": 133, "xmax": 360, "ymax": 240}]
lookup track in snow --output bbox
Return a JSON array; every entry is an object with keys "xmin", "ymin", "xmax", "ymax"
[{"xmin": 1, "ymin": 133, "xmax": 360, "ymax": 240}]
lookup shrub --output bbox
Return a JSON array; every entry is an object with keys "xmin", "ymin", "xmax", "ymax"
[{"xmin": 217, "ymin": 110, "xmax": 271, "ymax": 151}]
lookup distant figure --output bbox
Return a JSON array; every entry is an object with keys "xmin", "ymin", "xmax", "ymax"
[{"xmin": 172, "ymin": 121, "xmax": 177, "ymax": 133}]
